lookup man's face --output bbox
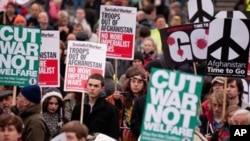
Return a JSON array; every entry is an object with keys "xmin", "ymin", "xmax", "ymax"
[
  {"xmin": 31, "ymin": 4, "xmax": 40, "ymax": 17},
  {"xmin": 65, "ymin": 132, "xmax": 86, "ymax": 141},
  {"xmin": 0, "ymin": 125, "xmax": 21, "ymax": 141},
  {"xmin": 87, "ymin": 79, "xmax": 103, "ymax": 99},
  {"xmin": 233, "ymin": 114, "xmax": 249, "ymax": 125},
  {"xmin": 227, "ymin": 80, "xmax": 240, "ymax": 99},
  {"xmin": 0, "ymin": 95, "xmax": 12, "ymax": 113},
  {"xmin": 211, "ymin": 98, "xmax": 222, "ymax": 117},
  {"xmin": 76, "ymin": 9, "xmax": 85, "ymax": 21},
  {"xmin": 16, "ymin": 93, "xmax": 28, "ymax": 111}
]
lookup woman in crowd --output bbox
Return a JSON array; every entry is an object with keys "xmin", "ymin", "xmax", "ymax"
[
  {"xmin": 42, "ymin": 89, "xmax": 65, "ymax": 138},
  {"xmin": 0, "ymin": 114, "xmax": 23, "ymax": 141},
  {"xmin": 142, "ymin": 37, "xmax": 158, "ymax": 67}
]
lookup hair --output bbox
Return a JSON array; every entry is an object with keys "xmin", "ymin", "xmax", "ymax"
[
  {"xmin": 208, "ymin": 89, "xmax": 228, "ymax": 111},
  {"xmin": 88, "ymin": 73, "xmax": 105, "ymax": 87},
  {"xmin": 73, "ymin": 23, "xmax": 84, "ymax": 31},
  {"xmin": 139, "ymin": 26, "xmax": 151, "ymax": 38},
  {"xmin": 0, "ymin": 114, "xmax": 23, "ymax": 133},
  {"xmin": 58, "ymin": 10, "xmax": 69, "ymax": 20},
  {"xmin": 227, "ymin": 77, "xmax": 243, "ymax": 94},
  {"xmin": 123, "ymin": 67, "xmax": 147, "ymax": 108},
  {"xmin": 154, "ymin": 15, "xmax": 166, "ymax": 22},
  {"xmin": 232, "ymin": 109, "xmax": 250, "ymax": 124},
  {"xmin": 42, "ymin": 95, "xmax": 64, "ymax": 113},
  {"xmin": 60, "ymin": 121, "xmax": 88, "ymax": 139},
  {"xmin": 142, "ymin": 37, "xmax": 157, "ymax": 49}
]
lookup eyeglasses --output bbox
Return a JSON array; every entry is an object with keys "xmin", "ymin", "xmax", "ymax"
[{"xmin": 130, "ymin": 77, "xmax": 144, "ymax": 84}]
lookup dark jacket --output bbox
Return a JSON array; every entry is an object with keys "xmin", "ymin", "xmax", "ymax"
[
  {"xmin": 130, "ymin": 95, "xmax": 146, "ymax": 137},
  {"xmin": 19, "ymin": 104, "xmax": 50, "ymax": 141},
  {"xmin": 71, "ymin": 95, "xmax": 119, "ymax": 139}
]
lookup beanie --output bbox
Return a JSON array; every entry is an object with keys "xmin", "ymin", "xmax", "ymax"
[
  {"xmin": 144, "ymin": 60, "xmax": 162, "ymax": 73},
  {"xmin": 131, "ymin": 51, "xmax": 144, "ymax": 65},
  {"xmin": 14, "ymin": 14, "xmax": 27, "ymax": 26},
  {"xmin": 21, "ymin": 85, "xmax": 41, "ymax": 104}
]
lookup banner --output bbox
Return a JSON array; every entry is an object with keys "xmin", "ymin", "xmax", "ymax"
[
  {"xmin": 140, "ymin": 68, "xmax": 203, "ymax": 141},
  {"xmin": 206, "ymin": 18, "xmax": 250, "ymax": 78},
  {"xmin": 99, "ymin": 5, "xmax": 136, "ymax": 60},
  {"xmin": 64, "ymin": 41, "xmax": 107, "ymax": 92},
  {"xmin": 160, "ymin": 22, "xmax": 209, "ymax": 67},
  {"xmin": 39, "ymin": 31, "xmax": 60, "ymax": 87},
  {"xmin": 0, "ymin": 25, "xmax": 41, "ymax": 86},
  {"xmin": 0, "ymin": 0, "xmax": 12, "ymax": 12}
]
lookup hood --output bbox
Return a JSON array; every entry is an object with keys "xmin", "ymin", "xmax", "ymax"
[{"xmin": 105, "ymin": 61, "xmax": 114, "ymax": 78}]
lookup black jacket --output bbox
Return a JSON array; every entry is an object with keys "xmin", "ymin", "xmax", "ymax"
[
  {"xmin": 130, "ymin": 95, "xmax": 146, "ymax": 136},
  {"xmin": 71, "ymin": 95, "xmax": 119, "ymax": 139}
]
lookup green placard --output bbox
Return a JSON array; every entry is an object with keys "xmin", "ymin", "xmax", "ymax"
[
  {"xmin": 0, "ymin": 25, "xmax": 41, "ymax": 86},
  {"xmin": 140, "ymin": 68, "xmax": 203, "ymax": 141}
]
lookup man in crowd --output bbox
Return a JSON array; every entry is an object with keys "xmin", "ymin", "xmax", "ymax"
[
  {"xmin": 16, "ymin": 85, "xmax": 50, "ymax": 141},
  {"xmin": 232, "ymin": 109, "xmax": 250, "ymax": 125},
  {"xmin": 0, "ymin": 90, "xmax": 13, "ymax": 115},
  {"xmin": 227, "ymin": 77, "xmax": 250, "ymax": 109},
  {"xmin": 71, "ymin": 73, "xmax": 119, "ymax": 139}
]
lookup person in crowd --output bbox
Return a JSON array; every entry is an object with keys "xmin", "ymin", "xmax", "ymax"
[
  {"xmin": 72, "ymin": 23, "xmax": 84, "ymax": 34},
  {"xmin": 154, "ymin": 14, "xmax": 169, "ymax": 29},
  {"xmin": 199, "ymin": 89, "xmax": 228, "ymax": 141},
  {"xmin": 54, "ymin": 10, "xmax": 73, "ymax": 42},
  {"xmin": 41, "ymin": 89, "xmax": 65, "ymax": 138},
  {"xmin": 0, "ymin": 114, "xmax": 23, "ymax": 141},
  {"xmin": 227, "ymin": 77, "xmax": 250, "ymax": 109},
  {"xmin": 13, "ymin": 14, "xmax": 27, "ymax": 26},
  {"xmin": 142, "ymin": 37, "xmax": 158, "ymax": 67},
  {"xmin": 118, "ymin": 52, "xmax": 145, "ymax": 86},
  {"xmin": 136, "ymin": 10, "xmax": 154, "ymax": 29},
  {"xmin": 232, "ymin": 108, "xmax": 250, "ymax": 125},
  {"xmin": 0, "ymin": 90, "xmax": 13, "ymax": 115},
  {"xmin": 16, "ymin": 85, "xmax": 50, "ymax": 141},
  {"xmin": 135, "ymin": 25, "xmax": 151, "ymax": 53},
  {"xmin": 49, "ymin": 0, "xmax": 62, "ymax": 22},
  {"xmin": 63, "ymin": 92, "xmax": 81, "ymax": 121},
  {"xmin": 73, "ymin": 8, "xmax": 91, "ymax": 32},
  {"xmin": 60, "ymin": 120, "xmax": 89, "ymax": 141},
  {"xmin": 71, "ymin": 73, "xmax": 119, "ymax": 140},
  {"xmin": 37, "ymin": 12, "xmax": 53, "ymax": 30},
  {"xmin": 27, "ymin": 2, "xmax": 43, "ymax": 27},
  {"xmin": 104, "ymin": 61, "xmax": 122, "ymax": 97},
  {"xmin": 169, "ymin": 13, "xmax": 182, "ymax": 26},
  {"xmin": 0, "ymin": 2, "xmax": 16, "ymax": 25},
  {"xmin": 209, "ymin": 105, "xmax": 240, "ymax": 141},
  {"xmin": 202, "ymin": 77, "xmax": 225, "ymax": 115}
]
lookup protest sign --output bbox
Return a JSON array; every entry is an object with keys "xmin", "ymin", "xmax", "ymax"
[
  {"xmin": 140, "ymin": 68, "xmax": 203, "ymax": 141},
  {"xmin": 99, "ymin": 5, "xmax": 136, "ymax": 60},
  {"xmin": 0, "ymin": 25, "xmax": 41, "ymax": 86},
  {"xmin": 64, "ymin": 41, "xmax": 107, "ymax": 92},
  {"xmin": 187, "ymin": 0, "xmax": 214, "ymax": 23},
  {"xmin": 160, "ymin": 22, "xmax": 209, "ymax": 67},
  {"xmin": 0, "ymin": 0, "xmax": 11, "ymax": 11},
  {"xmin": 39, "ymin": 31, "xmax": 60, "ymax": 87},
  {"xmin": 206, "ymin": 18, "xmax": 250, "ymax": 78}
]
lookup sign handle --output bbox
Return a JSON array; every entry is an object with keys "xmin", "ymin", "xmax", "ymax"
[
  {"xmin": 222, "ymin": 77, "xmax": 227, "ymax": 119},
  {"xmin": 80, "ymin": 92, "xmax": 85, "ymax": 124},
  {"xmin": 193, "ymin": 62, "xmax": 197, "ymax": 75},
  {"xmin": 12, "ymin": 86, "xmax": 17, "ymax": 106},
  {"xmin": 114, "ymin": 59, "xmax": 118, "ymax": 91}
]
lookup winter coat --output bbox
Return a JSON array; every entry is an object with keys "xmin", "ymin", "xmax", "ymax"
[
  {"xmin": 130, "ymin": 95, "xmax": 146, "ymax": 137},
  {"xmin": 19, "ymin": 104, "xmax": 50, "ymax": 141},
  {"xmin": 71, "ymin": 95, "xmax": 119, "ymax": 140}
]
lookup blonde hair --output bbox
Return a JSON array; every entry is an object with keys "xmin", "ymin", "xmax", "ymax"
[{"xmin": 58, "ymin": 10, "xmax": 69, "ymax": 20}]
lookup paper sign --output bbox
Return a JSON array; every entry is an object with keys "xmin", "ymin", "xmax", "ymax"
[
  {"xmin": 99, "ymin": 5, "xmax": 136, "ymax": 60},
  {"xmin": 140, "ymin": 68, "xmax": 203, "ymax": 141},
  {"xmin": 38, "ymin": 31, "xmax": 60, "ymax": 87},
  {"xmin": 0, "ymin": 25, "xmax": 41, "ymax": 86},
  {"xmin": 64, "ymin": 41, "xmax": 107, "ymax": 92}
]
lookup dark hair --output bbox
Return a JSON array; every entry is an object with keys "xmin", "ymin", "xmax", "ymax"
[
  {"xmin": 60, "ymin": 121, "xmax": 88, "ymax": 139},
  {"xmin": 0, "ymin": 114, "xmax": 23, "ymax": 133},
  {"xmin": 227, "ymin": 77, "xmax": 243, "ymax": 94},
  {"xmin": 139, "ymin": 26, "xmax": 151, "ymax": 38},
  {"xmin": 42, "ymin": 96, "xmax": 64, "ymax": 113},
  {"xmin": 154, "ymin": 15, "xmax": 166, "ymax": 22},
  {"xmin": 88, "ymin": 73, "xmax": 104, "ymax": 87}
]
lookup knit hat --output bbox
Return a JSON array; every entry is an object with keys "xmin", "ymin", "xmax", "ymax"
[
  {"xmin": 211, "ymin": 77, "xmax": 225, "ymax": 85},
  {"xmin": 21, "ymin": 85, "xmax": 41, "ymax": 104},
  {"xmin": 14, "ymin": 14, "xmax": 27, "ymax": 26},
  {"xmin": 41, "ymin": 91, "xmax": 63, "ymax": 103},
  {"xmin": 131, "ymin": 51, "xmax": 144, "ymax": 65}
]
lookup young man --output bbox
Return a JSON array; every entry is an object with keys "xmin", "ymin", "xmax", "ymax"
[
  {"xmin": 227, "ymin": 77, "xmax": 250, "ymax": 109},
  {"xmin": 60, "ymin": 121, "xmax": 88, "ymax": 141},
  {"xmin": 16, "ymin": 85, "xmax": 50, "ymax": 141},
  {"xmin": 71, "ymin": 73, "xmax": 119, "ymax": 139},
  {"xmin": 0, "ymin": 90, "xmax": 13, "ymax": 115},
  {"xmin": 0, "ymin": 114, "xmax": 23, "ymax": 141}
]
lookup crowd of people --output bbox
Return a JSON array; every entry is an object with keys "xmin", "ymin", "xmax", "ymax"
[{"xmin": 0, "ymin": 0, "xmax": 250, "ymax": 141}]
